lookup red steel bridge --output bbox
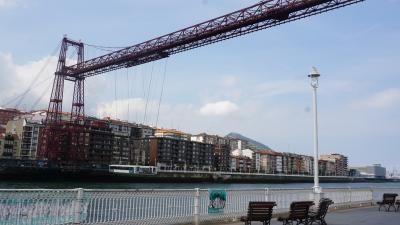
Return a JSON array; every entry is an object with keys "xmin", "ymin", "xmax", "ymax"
[{"xmin": 38, "ymin": 0, "xmax": 365, "ymax": 164}]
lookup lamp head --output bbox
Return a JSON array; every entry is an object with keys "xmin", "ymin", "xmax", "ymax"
[
  {"xmin": 308, "ymin": 67, "xmax": 320, "ymax": 78},
  {"xmin": 308, "ymin": 66, "xmax": 320, "ymax": 88}
]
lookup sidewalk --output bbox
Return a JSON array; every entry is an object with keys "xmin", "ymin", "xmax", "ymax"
[{"xmin": 226, "ymin": 207, "xmax": 400, "ymax": 225}]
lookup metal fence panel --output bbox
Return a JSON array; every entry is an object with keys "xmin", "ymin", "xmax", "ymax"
[{"xmin": 0, "ymin": 187, "xmax": 399, "ymax": 225}]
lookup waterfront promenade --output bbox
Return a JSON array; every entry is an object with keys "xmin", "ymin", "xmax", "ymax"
[{"xmin": 227, "ymin": 207, "xmax": 400, "ymax": 225}]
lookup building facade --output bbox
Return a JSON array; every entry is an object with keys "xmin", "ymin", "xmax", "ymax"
[
  {"xmin": 2, "ymin": 115, "xmax": 44, "ymax": 159},
  {"xmin": 252, "ymin": 150, "xmax": 280, "ymax": 174},
  {"xmin": 300, "ymin": 155, "xmax": 314, "ymax": 175},
  {"xmin": 281, "ymin": 153, "xmax": 304, "ymax": 174},
  {"xmin": 231, "ymin": 155, "xmax": 252, "ymax": 172},
  {"xmin": 85, "ymin": 118, "xmax": 114, "ymax": 168},
  {"xmin": 191, "ymin": 133, "xmax": 231, "ymax": 171},
  {"xmin": 320, "ymin": 154, "xmax": 348, "ymax": 176},
  {"xmin": 1, "ymin": 134, "xmax": 20, "ymax": 158},
  {"xmin": 134, "ymin": 137, "xmax": 213, "ymax": 171},
  {"xmin": 319, "ymin": 160, "xmax": 336, "ymax": 176},
  {"xmin": 20, "ymin": 120, "xmax": 43, "ymax": 159}
]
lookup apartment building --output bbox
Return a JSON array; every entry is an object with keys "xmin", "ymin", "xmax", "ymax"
[
  {"xmin": 134, "ymin": 137, "xmax": 213, "ymax": 171},
  {"xmin": 281, "ymin": 153, "xmax": 304, "ymax": 174},
  {"xmin": 20, "ymin": 121, "xmax": 42, "ymax": 159},
  {"xmin": 320, "ymin": 154, "xmax": 348, "ymax": 176},
  {"xmin": 191, "ymin": 133, "xmax": 231, "ymax": 171},
  {"xmin": 301, "ymin": 155, "xmax": 314, "ymax": 175},
  {"xmin": 106, "ymin": 120, "xmax": 131, "ymax": 164},
  {"xmin": 1, "ymin": 134, "xmax": 20, "ymax": 158},
  {"xmin": 231, "ymin": 155, "xmax": 252, "ymax": 172},
  {"xmin": 1, "ymin": 114, "xmax": 44, "ymax": 159},
  {"xmin": 319, "ymin": 159, "xmax": 336, "ymax": 176},
  {"xmin": 85, "ymin": 118, "xmax": 114, "ymax": 167},
  {"xmin": 131, "ymin": 138, "xmax": 152, "ymax": 166},
  {"xmin": 131, "ymin": 125, "xmax": 154, "ymax": 138},
  {"xmin": 252, "ymin": 150, "xmax": 280, "ymax": 174}
]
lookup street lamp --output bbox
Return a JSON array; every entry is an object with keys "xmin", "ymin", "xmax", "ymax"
[{"xmin": 308, "ymin": 67, "xmax": 322, "ymax": 194}]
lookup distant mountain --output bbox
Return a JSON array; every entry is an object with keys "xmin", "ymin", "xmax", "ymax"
[{"xmin": 225, "ymin": 132, "xmax": 270, "ymax": 150}]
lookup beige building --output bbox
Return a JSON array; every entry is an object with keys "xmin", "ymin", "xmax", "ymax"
[
  {"xmin": 3, "ymin": 113, "xmax": 44, "ymax": 159},
  {"xmin": 320, "ymin": 154, "xmax": 348, "ymax": 176},
  {"xmin": 319, "ymin": 160, "xmax": 336, "ymax": 176},
  {"xmin": 252, "ymin": 150, "xmax": 280, "ymax": 174},
  {"xmin": 301, "ymin": 155, "xmax": 314, "ymax": 175}
]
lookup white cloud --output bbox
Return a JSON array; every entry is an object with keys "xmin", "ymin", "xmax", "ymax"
[
  {"xmin": 95, "ymin": 97, "xmax": 178, "ymax": 126},
  {"xmin": 199, "ymin": 100, "xmax": 238, "ymax": 116},
  {"xmin": 0, "ymin": 52, "xmax": 57, "ymax": 111},
  {"xmin": 354, "ymin": 88, "xmax": 400, "ymax": 109}
]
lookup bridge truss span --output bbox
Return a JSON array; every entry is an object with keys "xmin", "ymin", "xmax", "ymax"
[
  {"xmin": 39, "ymin": 0, "xmax": 364, "ymax": 163},
  {"xmin": 66, "ymin": 0, "xmax": 364, "ymax": 79}
]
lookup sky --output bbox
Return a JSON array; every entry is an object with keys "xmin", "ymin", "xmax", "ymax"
[{"xmin": 0, "ymin": 0, "xmax": 399, "ymax": 171}]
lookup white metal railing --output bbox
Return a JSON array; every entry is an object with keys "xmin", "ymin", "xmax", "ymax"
[{"xmin": 0, "ymin": 187, "xmax": 398, "ymax": 225}]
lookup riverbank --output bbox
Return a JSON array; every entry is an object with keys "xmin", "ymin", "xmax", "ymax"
[{"xmin": 0, "ymin": 166, "xmax": 397, "ymax": 186}]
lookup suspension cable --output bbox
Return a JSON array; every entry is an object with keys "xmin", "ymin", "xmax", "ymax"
[
  {"xmin": 126, "ymin": 68, "xmax": 130, "ymax": 122},
  {"xmin": 83, "ymin": 43, "xmax": 126, "ymax": 53},
  {"xmin": 143, "ymin": 62, "xmax": 155, "ymax": 125},
  {"xmin": 30, "ymin": 80, "xmax": 53, "ymax": 110},
  {"xmin": 0, "ymin": 41, "xmax": 61, "ymax": 109},
  {"xmin": 155, "ymin": 58, "xmax": 168, "ymax": 128},
  {"xmin": 114, "ymin": 71, "xmax": 118, "ymax": 119}
]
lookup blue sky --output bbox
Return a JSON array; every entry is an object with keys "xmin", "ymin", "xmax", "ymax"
[{"xmin": 0, "ymin": 0, "xmax": 399, "ymax": 171}]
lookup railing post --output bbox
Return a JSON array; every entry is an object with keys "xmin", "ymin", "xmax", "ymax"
[
  {"xmin": 348, "ymin": 187, "xmax": 352, "ymax": 208},
  {"xmin": 265, "ymin": 188, "xmax": 269, "ymax": 201},
  {"xmin": 74, "ymin": 188, "xmax": 84, "ymax": 224},
  {"xmin": 194, "ymin": 188, "xmax": 200, "ymax": 225},
  {"xmin": 369, "ymin": 187, "xmax": 374, "ymax": 206}
]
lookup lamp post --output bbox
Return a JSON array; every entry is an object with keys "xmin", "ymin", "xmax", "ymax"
[{"xmin": 309, "ymin": 67, "xmax": 322, "ymax": 194}]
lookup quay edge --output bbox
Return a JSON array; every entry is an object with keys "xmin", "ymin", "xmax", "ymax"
[{"xmin": 0, "ymin": 166, "xmax": 395, "ymax": 183}]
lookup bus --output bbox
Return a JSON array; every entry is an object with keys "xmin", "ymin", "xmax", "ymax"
[{"xmin": 109, "ymin": 165, "xmax": 158, "ymax": 175}]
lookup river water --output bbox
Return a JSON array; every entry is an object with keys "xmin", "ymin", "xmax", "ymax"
[{"xmin": 0, "ymin": 181, "xmax": 399, "ymax": 189}]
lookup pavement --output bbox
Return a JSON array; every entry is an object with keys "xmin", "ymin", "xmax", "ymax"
[{"xmin": 227, "ymin": 207, "xmax": 400, "ymax": 225}]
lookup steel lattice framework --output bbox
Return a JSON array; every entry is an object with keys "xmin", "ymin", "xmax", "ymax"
[{"xmin": 38, "ymin": 0, "xmax": 364, "ymax": 163}]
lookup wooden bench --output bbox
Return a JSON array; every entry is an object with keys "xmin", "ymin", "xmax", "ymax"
[
  {"xmin": 377, "ymin": 193, "xmax": 398, "ymax": 212},
  {"xmin": 278, "ymin": 201, "xmax": 314, "ymax": 225},
  {"xmin": 240, "ymin": 201, "xmax": 276, "ymax": 225},
  {"xmin": 277, "ymin": 201, "xmax": 314, "ymax": 225},
  {"xmin": 308, "ymin": 198, "xmax": 334, "ymax": 225}
]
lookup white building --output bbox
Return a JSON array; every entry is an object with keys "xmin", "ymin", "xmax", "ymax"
[{"xmin": 231, "ymin": 148, "xmax": 254, "ymax": 159}]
